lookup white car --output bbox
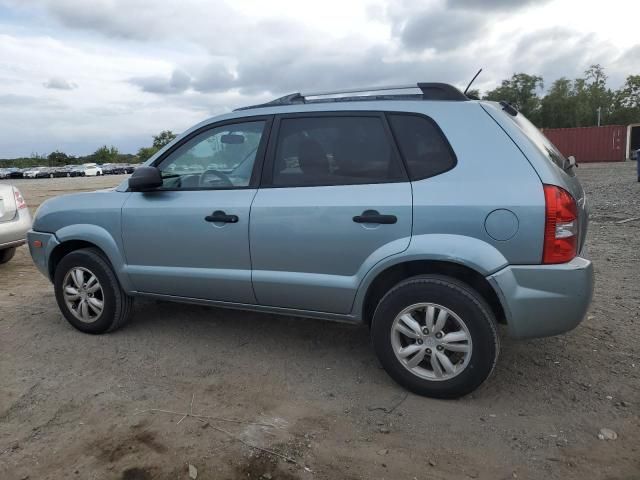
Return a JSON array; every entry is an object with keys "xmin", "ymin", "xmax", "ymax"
[
  {"xmin": 81, "ymin": 163, "xmax": 103, "ymax": 176},
  {"xmin": 0, "ymin": 184, "xmax": 31, "ymax": 264},
  {"xmin": 23, "ymin": 167, "xmax": 49, "ymax": 179}
]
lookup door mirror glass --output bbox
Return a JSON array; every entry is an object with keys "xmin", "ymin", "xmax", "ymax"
[{"xmin": 128, "ymin": 166, "xmax": 163, "ymax": 191}]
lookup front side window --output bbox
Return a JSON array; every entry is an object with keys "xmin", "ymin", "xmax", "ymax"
[
  {"xmin": 388, "ymin": 114, "xmax": 456, "ymax": 180},
  {"xmin": 271, "ymin": 116, "xmax": 406, "ymax": 187},
  {"xmin": 156, "ymin": 120, "xmax": 266, "ymax": 189}
]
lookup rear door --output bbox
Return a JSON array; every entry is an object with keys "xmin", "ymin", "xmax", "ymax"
[{"xmin": 249, "ymin": 112, "xmax": 412, "ymax": 314}]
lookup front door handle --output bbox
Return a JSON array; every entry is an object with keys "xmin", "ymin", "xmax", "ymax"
[
  {"xmin": 205, "ymin": 210, "xmax": 239, "ymax": 223},
  {"xmin": 353, "ymin": 209, "xmax": 397, "ymax": 224}
]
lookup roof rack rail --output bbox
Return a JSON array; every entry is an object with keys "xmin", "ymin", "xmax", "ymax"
[{"xmin": 234, "ymin": 82, "xmax": 468, "ymax": 111}]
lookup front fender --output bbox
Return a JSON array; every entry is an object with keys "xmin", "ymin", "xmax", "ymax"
[
  {"xmin": 55, "ymin": 224, "xmax": 133, "ymax": 292},
  {"xmin": 351, "ymin": 234, "xmax": 509, "ymax": 319}
]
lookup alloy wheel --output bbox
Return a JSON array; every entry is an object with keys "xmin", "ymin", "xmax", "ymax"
[
  {"xmin": 390, "ymin": 303, "xmax": 472, "ymax": 381},
  {"xmin": 62, "ymin": 267, "xmax": 105, "ymax": 323}
]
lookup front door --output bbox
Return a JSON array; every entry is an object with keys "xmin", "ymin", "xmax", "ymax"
[
  {"xmin": 250, "ymin": 113, "xmax": 413, "ymax": 314},
  {"xmin": 122, "ymin": 117, "xmax": 271, "ymax": 303}
]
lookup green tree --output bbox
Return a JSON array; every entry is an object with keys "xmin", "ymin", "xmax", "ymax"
[
  {"xmin": 540, "ymin": 78, "xmax": 576, "ymax": 128},
  {"xmin": 92, "ymin": 145, "xmax": 119, "ymax": 164},
  {"xmin": 578, "ymin": 64, "xmax": 614, "ymax": 126},
  {"xmin": 137, "ymin": 146, "xmax": 159, "ymax": 162},
  {"xmin": 47, "ymin": 150, "xmax": 71, "ymax": 166},
  {"xmin": 610, "ymin": 75, "xmax": 640, "ymax": 125},
  {"xmin": 615, "ymin": 74, "xmax": 640, "ymax": 108},
  {"xmin": 483, "ymin": 73, "xmax": 544, "ymax": 123},
  {"xmin": 152, "ymin": 130, "xmax": 177, "ymax": 149}
]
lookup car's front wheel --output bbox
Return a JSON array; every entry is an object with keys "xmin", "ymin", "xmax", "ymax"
[
  {"xmin": 54, "ymin": 248, "xmax": 133, "ymax": 334},
  {"xmin": 371, "ymin": 275, "xmax": 499, "ymax": 399}
]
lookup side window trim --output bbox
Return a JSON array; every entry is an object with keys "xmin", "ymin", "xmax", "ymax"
[
  {"xmin": 384, "ymin": 111, "xmax": 458, "ymax": 181},
  {"xmin": 260, "ymin": 111, "xmax": 409, "ymax": 188},
  {"xmin": 150, "ymin": 115, "xmax": 274, "ymax": 191}
]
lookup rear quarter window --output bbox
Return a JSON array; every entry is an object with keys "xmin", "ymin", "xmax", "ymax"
[
  {"xmin": 502, "ymin": 109, "xmax": 574, "ymax": 175},
  {"xmin": 387, "ymin": 113, "xmax": 456, "ymax": 180}
]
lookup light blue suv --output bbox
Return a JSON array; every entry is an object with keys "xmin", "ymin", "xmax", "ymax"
[{"xmin": 27, "ymin": 83, "xmax": 593, "ymax": 398}]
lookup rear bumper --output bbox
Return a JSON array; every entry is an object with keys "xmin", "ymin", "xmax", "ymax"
[
  {"xmin": 0, "ymin": 208, "xmax": 32, "ymax": 249},
  {"xmin": 488, "ymin": 256, "xmax": 594, "ymax": 339},
  {"xmin": 27, "ymin": 230, "xmax": 59, "ymax": 280}
]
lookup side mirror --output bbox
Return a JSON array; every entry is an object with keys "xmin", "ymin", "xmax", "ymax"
[
  {"xmin": 128, "ymin": 166, "xmax": 162, "ymax": 191},
  {"xmin": 567, "ymin": 155, "xmax": 577, "ymax": 169}
]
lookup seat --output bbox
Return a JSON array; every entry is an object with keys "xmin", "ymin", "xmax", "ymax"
[{"xmin": 297, "ymin": 139, "xmax": 329, "ymax": 176}]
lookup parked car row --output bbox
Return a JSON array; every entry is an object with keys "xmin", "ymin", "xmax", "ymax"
[{"xmin": 0, "ymin": 163, "xmax": 138, "ymax": 179}]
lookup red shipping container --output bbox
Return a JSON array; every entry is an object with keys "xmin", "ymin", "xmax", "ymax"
[{"xmin": 541, "ymin": 125, "xmax": 627, "ymax": 163}]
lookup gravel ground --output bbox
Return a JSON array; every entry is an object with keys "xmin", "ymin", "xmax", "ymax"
[{"xmin": 1, "ymin": 163, "xmax": 639, "ymax": 480}]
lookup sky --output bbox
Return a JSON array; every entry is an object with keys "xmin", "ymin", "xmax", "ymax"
[{"xmin": 0, "ymin": 0, "xmax": 638, "ymax": 158}]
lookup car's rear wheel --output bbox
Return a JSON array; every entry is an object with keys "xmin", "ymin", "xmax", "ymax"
[
  {"xmin": 0, "ymin": 247, "xmax": 16, "ymax": 264},
  {"xmin": 54, "ymin": 248, "xmax": 133, "ymax": 334},
  {"xmin": 371, "ymin": 275, "xmax": 499, "ymax": 399}
]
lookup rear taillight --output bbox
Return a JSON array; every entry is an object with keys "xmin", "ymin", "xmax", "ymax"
[
  {"xmin": 13, "ymin": 188, "xmax": 26, "ymax": 209},
  {"xmin": 543, "ymin": 185, "xmax": 578, "ymax": 264}
]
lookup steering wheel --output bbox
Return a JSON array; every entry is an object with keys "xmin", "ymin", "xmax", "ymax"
[{"xmin": 199, "ymin": 169, "xmax": 233, "ymax": 188}]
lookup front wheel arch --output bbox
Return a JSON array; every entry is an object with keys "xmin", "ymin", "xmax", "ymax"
[{"xmin": 49, "ymin": 240, "xmax": 107, "ymax": 280}]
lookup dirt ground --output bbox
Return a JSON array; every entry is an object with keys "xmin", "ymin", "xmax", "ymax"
[{"xmin": 1, "ymin": 163, "xmax": 639, "ymax": 480}]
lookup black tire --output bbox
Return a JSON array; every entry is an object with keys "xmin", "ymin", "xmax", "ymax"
[
  {"xmin": 54, "ymin": 248, "xmax": 133, "ymax": 334},
  {"xmin": 0, "ymin": 247, "xmax": 16, "ymax": 264},
  {"xmin": 371, "ymin": 275, "xmax": 499, "ymax": 399}
]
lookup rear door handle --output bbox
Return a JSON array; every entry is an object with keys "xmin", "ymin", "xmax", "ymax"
[
  {"xmin": 205, "ymin": 210, "xmax": 239, "ymax": 223},
  {"xmin": 353, "ymin": 209, "xmax": 397, "ymax": 224}
]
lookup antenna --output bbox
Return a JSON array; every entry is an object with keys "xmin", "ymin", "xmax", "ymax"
[{"xmin": 463, "ymin": 68, "xmax": 483, "ymax": 95}]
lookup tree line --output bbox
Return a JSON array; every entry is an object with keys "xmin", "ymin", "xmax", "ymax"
[
  {"xmin": 475, "ymin": 64, "xmax": 639, "ymax": 128},
  {"xmin": 0, "ymin": 131, "xmax": 176, "ymax": 169}
]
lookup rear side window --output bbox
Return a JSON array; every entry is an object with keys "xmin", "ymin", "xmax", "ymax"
[
  {"xmin": 271, "ymin": 116, "xmax": 406, "ymax": 187},
  {"xmin": 388, "ymin": 114, "xmax": 456, "ymax": 180}
]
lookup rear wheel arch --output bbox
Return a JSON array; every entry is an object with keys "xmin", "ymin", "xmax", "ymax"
[{"xmin": 361, "ymin": 260, "xmax": 506, "ymax": 327}]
